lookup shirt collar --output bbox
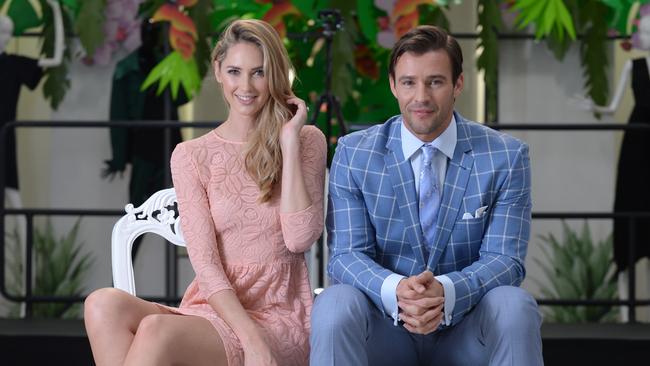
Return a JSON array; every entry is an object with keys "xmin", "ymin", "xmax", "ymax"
[{"xmin": 400, "ymin": 114, "xmax": 457, "ymax": 161}]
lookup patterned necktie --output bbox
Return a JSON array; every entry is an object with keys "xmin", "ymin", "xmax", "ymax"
[{"xmin": 419, "ymin": 144, "xmax": 441, "ymax": 257}]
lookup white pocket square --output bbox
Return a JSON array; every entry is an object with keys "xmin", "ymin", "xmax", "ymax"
[{"xmin": 462, "ymin": 205, "xmax": 488, "ymax": 220}]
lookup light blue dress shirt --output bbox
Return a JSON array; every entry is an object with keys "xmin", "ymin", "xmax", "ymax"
[{"xmin": 380, "ymin": 115, "xmax": 457, "ymax": 327}]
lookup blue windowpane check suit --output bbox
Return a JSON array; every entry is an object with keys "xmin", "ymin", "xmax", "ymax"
[{"xmin": 326, "ymin": 112, "xmax": 531, "ymax": 327}]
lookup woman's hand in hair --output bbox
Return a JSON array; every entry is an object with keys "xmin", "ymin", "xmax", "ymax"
[{"xmin": 280, "ymin": 96, "xmax": 308, "ymax": 151}]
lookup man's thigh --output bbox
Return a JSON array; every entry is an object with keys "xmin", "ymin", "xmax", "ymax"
[
  {"xmin": 311, "ymin": 284, "xmax": 420, "ymax": 366},
  {"xmin": 366, "ymin": 302, "xmax": 420, "ymax": 366},
  {"xmin": 424, "ymin": 286, "xmax": 542, "ymax": 366}
]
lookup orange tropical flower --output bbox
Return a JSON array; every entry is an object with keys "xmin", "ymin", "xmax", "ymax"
[
  {"xmin": 262, "ymin": 1, "xmax": 300, "ymax": 38},
  {"xmin": 394, "ymin": 10, "xmax": 419, "ymax": 39},
  {"xmin": 170, "ymin": 26, "xmax": 195, "ymax": 59},
  {"xmin": 151, "ymin": 3, "xmax": 198, "ymax": 60},
  {"xmin": 391, "ymin": 0, "xmax": 430, "ymax": 22},
  {"xmin": 152, "ymin": 4, "xmax": 198, "ymax": 40},
  {"xmin": 354, "ymin": 45, "xmax": 379, "ymax": 80}
]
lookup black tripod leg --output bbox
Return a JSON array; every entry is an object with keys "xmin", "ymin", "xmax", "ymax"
[
  {"xmin": 330, "ymin": 95, "xmax": 348, "ymax": 136},
  {"xmin": 309, "ymin": 95, "xmax": 325, "ymax": 126}
]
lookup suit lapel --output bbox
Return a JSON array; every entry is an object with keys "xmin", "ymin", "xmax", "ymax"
[
  {"xmin": 384, "ymin": 122, "xmax": 427, "ymax": 268},
  {"xmin": 428, "ymin": 115, "xmax": 474, "ymax": 269}
]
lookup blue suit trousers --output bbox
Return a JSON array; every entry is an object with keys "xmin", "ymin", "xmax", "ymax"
[{"xmin": 310, "ymin": 284, "xmax": 543, "ymax": 366}]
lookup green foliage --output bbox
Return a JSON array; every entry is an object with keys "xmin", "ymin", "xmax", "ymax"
[
  {"xmin": 420, "ymin": 3, "xmax": 450, "ymax": 30},
  {"xmin": 6, "ymin": 0, "xmax": 41, "ymax": 35},
  {"xmin": 41, "ymin": 1, "xmax": 75, "ymax": 110},
  {"xmin": 513, "ymin": 0, "xmax": 576, "ymax": 41},
  {"xmin": 357, "ymin": 0, "xmax": 380, "ymax": 43},
  {"xmin": 60, "ymin": 0, "xmax": 81, "ymax": 16},
  {"xmin": 138, "ymin": 0, "xmax": 166, "ymax": 18},
  {"xmin": 4, "ymin": 219, "xmax": 93, "ymax": 318},
  {"xmin": 141, "ymin": 51, "xmax": 201, "ymax": 100},
  {"xmin": 74, "ymin": 0, "xmax": 106, "ymax": 58},
  {"xmin": 577, "ymin": 0, "xmax": 609, "ymax": 114},
  {"xmin": 292, "ymin": 0, "xmax": 318, "ymax": 20},
  {"xmin": 477, "ymin": 0, "xmax": 503, "ymax": 123},
  {"xmin": 188, "ymin": 0, "xmax": 215, "ymax": 81},
  {"xmin": 330, "ymin": 1, "xmax": 357, "ymax": 108},
  {"xmin": 210, "ymin": 0, "xmax": 270, "ymax": 32},
  {"xmin": 599, "ymin": 0, "xmax": 650, "ymax": 35},
  {"xmin": 534, "ymin": 221, "xmax": 618, "ymax": 323},
  {"xmin": 4, "ymin": 226, "xmax": 24, "ymax": 317}
]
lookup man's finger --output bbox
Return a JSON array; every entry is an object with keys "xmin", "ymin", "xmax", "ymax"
[
  {"xmin": 399, "ymin": 296, "xmax": 444, "ymax": 309},
  {"xmin": 415, "ymin": 271, "xmax": 434, "ymax": 285}
]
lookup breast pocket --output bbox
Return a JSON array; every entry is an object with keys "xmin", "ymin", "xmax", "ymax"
[{"xmin": 451, "ymin": 215, "xmax": 487, "ymax": 252}]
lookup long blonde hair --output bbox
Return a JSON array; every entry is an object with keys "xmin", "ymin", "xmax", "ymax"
[{"xmin": 212, "ymin": 19, "xmax": 295, "ymax": 203}]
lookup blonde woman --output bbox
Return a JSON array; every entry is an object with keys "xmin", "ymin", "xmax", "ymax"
[{"xmin": 84, "ymin": 19, "xmax": 327, "ymax": 366}]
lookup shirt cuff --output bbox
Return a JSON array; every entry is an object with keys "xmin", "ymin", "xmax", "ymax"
[
  {"xmin": 435, "ymin": 274, "xmax": 455, "ymax": 326},
  {"xmin": 381, "ymin": 273, "xmax": 405, "ymax": 326}
]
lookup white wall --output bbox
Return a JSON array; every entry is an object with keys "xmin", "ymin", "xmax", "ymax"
[{"xmin": 498, "ymin": 39, "xmax": 650, "ymax": 320}]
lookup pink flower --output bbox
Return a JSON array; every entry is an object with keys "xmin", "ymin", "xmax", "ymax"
[{"xmin": 91, "ymin": 0, "xmax": 143, "ymax": 65}]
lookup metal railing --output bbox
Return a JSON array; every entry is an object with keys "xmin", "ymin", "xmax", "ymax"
[{"xmin": 1, "ymin": 120, "xmax": 649, "ymax": 322}]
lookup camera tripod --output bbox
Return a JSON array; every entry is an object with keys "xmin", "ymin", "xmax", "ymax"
[
  {"xmin": 308, "ymin": 9, "xmax": 349, "ymax": 289},
  {"xmin": 309, "ymin": 9, "xmax": 349, "ymax": 161}
]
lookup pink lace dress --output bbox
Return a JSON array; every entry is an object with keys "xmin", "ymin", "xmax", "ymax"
[{"xmin": 163, "ymin": 126, "xmax": 326, "ymax": 366}]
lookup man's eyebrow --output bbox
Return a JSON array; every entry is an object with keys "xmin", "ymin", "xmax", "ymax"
[{"xmin": 397, "ymin": 74, "xmax": 448, "ymax": 81}]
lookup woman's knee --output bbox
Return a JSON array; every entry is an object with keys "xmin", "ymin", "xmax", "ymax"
[
  {"xmin": 132, "ymin": 315, "xmax": 177, "ymax": 355},
  {"xmin": 85, "ymin": 288, "xmax": 124, "ymax": 323}
]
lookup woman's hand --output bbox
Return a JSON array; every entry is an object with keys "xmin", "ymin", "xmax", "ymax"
[
  {"xmin": 243, "ymin": 336, "xmax": 278, "ymax": 366},
  {"xmin": 280, "ymin": 96, "xmax": 309, "ymax": 150}
]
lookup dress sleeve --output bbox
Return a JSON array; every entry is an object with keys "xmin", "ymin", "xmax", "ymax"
[
  {"xmin": 171, "ymin": 143, "xmax": 233, "ymax": 299},
  {"xmin": 279, "ymin": 126, "xmax": 327, "ymax": 253}
]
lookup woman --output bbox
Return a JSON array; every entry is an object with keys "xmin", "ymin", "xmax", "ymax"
[{"xmin": 84, "ymin": 19, "xmax": 327, "ymax": 366}]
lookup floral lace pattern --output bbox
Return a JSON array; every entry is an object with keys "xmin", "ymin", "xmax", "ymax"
[{"xmin": 162, "ymin": 126, "xmax": 326, "ymax": 366}]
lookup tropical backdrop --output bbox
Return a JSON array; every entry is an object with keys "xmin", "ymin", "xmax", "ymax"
[{"xmin": 2, "ymin": 0, "xmax": 649, "ymax": 128}]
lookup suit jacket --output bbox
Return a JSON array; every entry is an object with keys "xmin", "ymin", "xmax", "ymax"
[{"xmin": 326, "ymin": 112, "xmax": 531, "ymax": 326}]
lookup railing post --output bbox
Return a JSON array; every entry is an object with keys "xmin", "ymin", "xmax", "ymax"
[
  {"xmin": 627, "ymin": 218, "xmax": 637, "ymax": 323},
  {"xmin": 24, "ymin": 213, "xmax": 34, "ymax": 318}
]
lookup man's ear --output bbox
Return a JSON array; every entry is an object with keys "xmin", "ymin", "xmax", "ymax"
[
  {"xmin": 389, "ymin": 76, "xmax": 397, "ymax": 99},
  {"xmin": 453, "ymin": 73, "xmax": 464, "ymax": 98}
]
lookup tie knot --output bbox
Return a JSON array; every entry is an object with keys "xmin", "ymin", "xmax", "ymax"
[{"xmin": 421, "ymin": 144, "xmax": 436, "ymax": 165}]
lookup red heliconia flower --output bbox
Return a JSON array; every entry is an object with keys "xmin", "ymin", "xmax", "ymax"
[
  {"xmin": 391, "ymin": 0, "xmax": 429, "ymax": 23},
  {"xmin": 620, "ymin": 40, "xmax": 632, "ymax": 51},
  {"xmin": 170, "ymin": 26, "xmax": 196, "ymax": 59},
  {"xmin": 152, "ymin": 4, "xmax": 198, "ymax": 40},
  {"xmin": 355, "ymin": 45, "xmax": 379, "ymax": 80},
  {"xmin": 377, "ymin": 16, "xmax": 390, "ymax": 31},
  {"xmin": 262, "ymin": 1, "xmax": 300, "ymax": 38},
  {"xmin": 394, "ymin": 11, "xmax": 419, "ymax": 39}
]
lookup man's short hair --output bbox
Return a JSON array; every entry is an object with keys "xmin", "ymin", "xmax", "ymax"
[{"xmin": 388, "ymin": 25, "xmax": 463, "ymax": 85}]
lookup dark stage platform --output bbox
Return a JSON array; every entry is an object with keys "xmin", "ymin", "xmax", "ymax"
[{"xmin": 1, "ymin": 319, "xmax": 649, "ymax": 365}]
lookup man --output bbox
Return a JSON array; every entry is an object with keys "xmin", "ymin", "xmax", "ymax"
[{"xmin": 310, "ymin": 25, "xmax": 543, "ymax": 365}]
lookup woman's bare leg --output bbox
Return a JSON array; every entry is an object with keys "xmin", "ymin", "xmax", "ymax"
[
  {"xmin": 84, "ymin": 288, "xmax": 227, "ymax": 366},
  {"xmin": 123, "ymin": 313, "xmax": 226, "ymax": 366},
  {"xmin": 84, "ymin": 288, "xmax": 167, "ymax": 365}
]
